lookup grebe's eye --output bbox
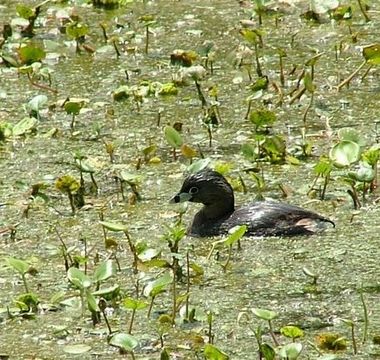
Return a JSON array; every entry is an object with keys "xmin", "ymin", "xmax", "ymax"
[{"xmin": 189, "ymin": 187, "xmax": 199, "ymax": 195}]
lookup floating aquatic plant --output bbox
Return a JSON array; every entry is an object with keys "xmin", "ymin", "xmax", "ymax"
[
  {"xmin": 6, "ymin": 257, "xmax": 34, "ymax": 293},
  {"xmin": 55, "ymin": 174, "xmax": 84, "ymax": 214},
  {"xmin": 63, "ymin": 98, "xmax": 86, "ymax": 132},
  {"xmin": 66, "ymin": 21, "xmax": 89, "ymax": 54},
  {"xmin": 164, "ymin": 125, "xmax": 183, "ymax": 161},
  {"xmin": 109, "ymin": 332, "xmax": 139, "ymax": 358}
]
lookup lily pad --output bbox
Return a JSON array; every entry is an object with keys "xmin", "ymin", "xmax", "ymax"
[
  {"xmin": 251, "ymin": 308, "xmax": 277, "ymax": 321},
  {"xmin": 329, "ymin": 140, "xmax": 360, "ymax": 167},
  {"xmin": 348, "ymin": 162, "xmax": 374, "ymax": 182},
  {"xmin": 278, "ymin": 343, "xmax": 303, "ymax": 360},
  {"xmin": 99, "ymin": 221, "xmax": 128, "ymax": 232},
  {"xmin": 93, "ymin": 260, "xmax": 116, "ymax": 282},
  {"xmin": 337, "ymin": 128, "xmax": 365, "ymax": 146},
  {"xmin": 204, "ymin": 344, "xmax": 229, "ymax": 360},
  {"xmin": 109, "ymin": 333, "xmax": 138, "ymax": 352},
  {"xmin": 12, "ymin": 117, "xmax": 37, "ymax": 136},
  {"xmin": 164, "ymin": 125, "xmax": 183, "ymax": 148},
  {"xmin": 363, "ymin": 44, "xmax": 380, "ymax": 65}
]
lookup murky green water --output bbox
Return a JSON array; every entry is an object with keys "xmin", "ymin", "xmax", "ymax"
[{"xmin": 1, "ymin": 0, "xmax": 380, "ymax": 359}]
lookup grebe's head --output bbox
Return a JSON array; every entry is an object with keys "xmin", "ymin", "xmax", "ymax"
[{"xmin": 170, "ymin": 168, "xmax": 234, "ymax": 206}]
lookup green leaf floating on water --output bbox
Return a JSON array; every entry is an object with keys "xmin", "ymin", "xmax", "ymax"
[
  {"xmin": 251, "ymin": 307, "xmax": 278, "ymax": 321},
  {"xmin": 187, "ymin": 158, "xmax": 211, "ymax": 173},
  {"xmin": 278, "ymin": 342, "xmax": 303, "ymax": 360},
  {"xmin": 67, "ymin": 267, "xmax": 92, "ymax": 289},
  {"xmin": 281, "ymin": 325, "xmax": 305, "ymax": 339},
  {"xmin": 99, "ymin": 221, "xmax": 128, "ymax": 232},
  {"xmin": 249, "ymin": 109, "xmax": 276, "ymax": 129},
  {"xmin": 224, "ymin": 225, "xmax": 247, "ymax": 246},
  {"xmin": 204, "ymin": 344, "xmax": 229, "ymax": 360},
  {"xmin": 27, "ymin": 94, "xmax": 48, "ymax": 113},
  {"xmin": 261, "ymin": 343, "xmax": 276, "ymax": 360},
  {"xmin": 123, "ymin": 297, "xmax": 147, "ymax": 310},
  {"xmin": 6, "ymin": 257, "xmax": 29, "ymax": 275},
  {"xmin": 158, "ymin": 82, "xmax": 178, "ymax": 96},
  {"xmin": 329, "ymin": 140, "xmax": 360, "ymax": 167},
  {"xmin": 12, "ymin": 117, "xmax": 37, "ymax": 136},
  {"xmin": 363, "ymin": 44, "xmax": 380, "ymax": 65},
  {"xmin": 64, "ymin": 101, "xmax": 84, "ymax": 116},
  {"xmin": 19, "ymin": 45, "xmax": 46, "ymax": 65},
  {"xmin": 164, "ymin": 125, "xmax": 183, "ymax": 148},
  {"xmin": 109, "ymin": 333, "xmax": 138, "ymax": 352},
  {"xmin": 337, "ymin": 127, "xmax": 365, "ymax": 146},
  {"xmin": 86, "ymin": 289, "xmax": 99, "ymax": 312},
  {"xmin": 348, "ymin": 162, "xmax": 374, "ymax": 182},
  {"xmin": 304, "ymin": 71, "xmax": 315, "ymax": 93},
  {"xmin": 143, "ymin": 272, "xmax": 173, "ymax": 297},
  {"xmin": 16, "ymin": 4, "xmax": 34, "ymax": 19},
  {"xmin": 66, "ymin": 22, "xmax": 89, "ymax": 39},
  {"xmin": 94, "ymin": 260, "xmax": 116, "ymax": 282}
]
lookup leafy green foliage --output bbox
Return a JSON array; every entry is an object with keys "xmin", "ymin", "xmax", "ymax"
[
  {"xmin": 164, "ymin": 125, "xmax": 183, "ymax": 148},
  {"xmin": 204, "ymin": 344, "xmax": 229, "ymax": 360},
  {"xmin": 260, "ymin": 344, "xmax": 275, "ymax": 360},
  {"xmin": 3, "ymin": 1, "xmax": 380, "ymax": 358},
  {"xmin": 94, "ymin": 260, "xmax": 116, "ymax": 283},
  {"xmin": 27, "ymin": 94, "xmax": 48, "ymax": 119},
  {"xmin": 316, "ymin": 332, "xmax": 347, "ymax": 351},
  {"xmin": 99, "ymin": 221, "xmax": 128, "ymax": 232},
  {"xmin": 6, "ymin": 257, "xmax": 33, "ymax": 293},
  {"xmin": 19, "ymin": 45, "xmax": 46, "ymax": 65},
  {"xmin": 329, "ymin": 140, "xmax": 360, "ymax": 167},
  {"xmin": 224, "ymin": 225, "xmax": 247, "ymax": 247},
  {"xmin": 329, "ymin": 5, "xmax": 352, "ymax": 20},
  {"xmin": 249, "ymin": 109, "xmax": 276, "ymax": 130},
  {"xmin": 68, "ymin": 267, "xmax": 92, "ymax": 289},
  {"xmin": 281, "ymin": 325, "xmax": 305, "ymax": 339},
  {"xmin": 109, "ymin": 333, "xmax": 138, "ymax": 353},
  {"xmin": 123, "ymin": 297, "xmax": 147, "ymax": 310},
  {"xmin": 362, "ymin": 146, "xmax": 380, "ymax": 166},
  {"xmin": 6, "ymin": 257, "xmax": 29, "ymax": 275},
  {"xmin": 55, "ymin": 175, "xmax": 81, "ymax": 194},
  {"xmin": 363, "ymin": 44, "xmax": 380, "ymax": 65},
  {"xmin": 240, "ymin": 28, "xmax": 260, "ymax": 45},
  {"xmin": 12, "ymin": 117, "xmax": 38, "ymax": 136},
  {"xmin": 66, "ymin": 22, "xmax": 89, "ymax": 40},
  {"xmin": 304, "ymin": 71, "xmax": 315, "ymax": 93},
  {"xmin": 241, "ymin": 143, "xmax": 256, "ymax": 160},
  {"xmin": 262, "ymin": 135, "xmax": 286, "ymax": 163},
  {"xmin": 15, "ymin": 292, "xmax": 39, "ymax": 312},
  {"xmin": 278, "ymin": 343, "xmax": 303, "ymax": 360},
  {"xmin": 348, "ymin": 162, "xmax": 374, "ymax": 183},
  {"xmin": 251, "ymin": 308, "xmax": 278, "ymax": 321},
  {"xmin": 16, "ymin": 4, "xmax": 34, "ymax": 19},
  {"xmin": 338, "ymin": 128, "xmax": 365, "ymax": 146},
  {"xmin": 314, "ymin": 157, "xmax": 333, "ymax": 177},
  {"xmin": 143, "ymin": 272, "xmax": 173, "ymax": 297},
  {"xmin": 64, "ymin": 101, "xmax": 84, "ymax": 116}
]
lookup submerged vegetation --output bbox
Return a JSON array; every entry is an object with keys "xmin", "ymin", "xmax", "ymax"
[{"xmin": 1, "ymin": 0, "xmax": 380, "ymax": 358}]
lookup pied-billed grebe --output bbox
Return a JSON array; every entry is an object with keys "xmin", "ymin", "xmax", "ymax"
[{"xmin": 170, "ymin": 168, "xmax": 335, "ymax": 237}]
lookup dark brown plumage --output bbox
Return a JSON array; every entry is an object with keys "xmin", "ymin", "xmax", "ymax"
[{"xmin": 170, "ymin": 168, "xmax": 335, "ymax": 237}]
